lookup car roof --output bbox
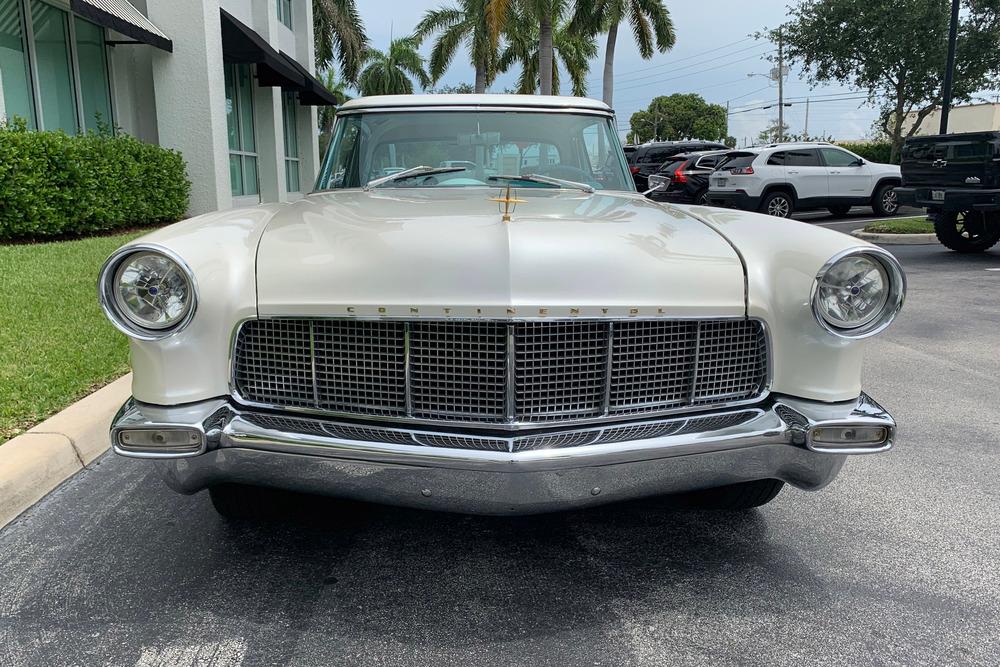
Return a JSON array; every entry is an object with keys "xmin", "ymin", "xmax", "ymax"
[{"xmin": 339, "ymin": 94, "xmax": 613, "ymax": 113}]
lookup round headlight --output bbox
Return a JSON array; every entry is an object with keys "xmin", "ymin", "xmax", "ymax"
[
  {"xmin": 99, "ymin": 246, "xmax": 197, "ymax": 339},
  {"xmin": 812, "ymin": 249, "xmax": 905, "ymax": 338}
]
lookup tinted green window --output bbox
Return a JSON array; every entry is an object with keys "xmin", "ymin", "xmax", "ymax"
[
  {"xmin": 30, "ymin": 0, "xmax": 77, "ymax": 133},
  {"xmin": 73, "ymin": 16, "xmax": 111, "ymax": 131},
  {"xmin": 282, "ymin": 91, "xmax": 299, "ymax": 191},
  {"xmin": 0, "ymin": 0, "xmax": 36, "ymax": 127},
  {"xmin": 224, "ymin": 63, "xmax": 258, "ymax": 197}
]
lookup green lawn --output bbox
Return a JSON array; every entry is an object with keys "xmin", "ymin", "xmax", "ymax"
[
  {"xmin": 863, "ymin": 216, "xmax": 934, "ymax": 234},
  {"xmin": 0, "ymin": 231, "xmax": 146, "ymax": 441}
]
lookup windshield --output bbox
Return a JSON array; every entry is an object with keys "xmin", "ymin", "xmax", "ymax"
[{"xmin": 315, "ymin": 110, "xmax": 633, "ymax": 192}]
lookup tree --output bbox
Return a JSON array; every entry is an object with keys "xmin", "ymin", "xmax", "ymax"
[
  {"xmin": 498, "ymin": 10, "xmax": 596, "ymax": 96},
  {"xmin": 570, "ymin": 0, "xmax": 675, "ymax": 107},
  {"xmin": 357, "ymin": 38, "xmax": 430, "ymax": 96},
  {"xmin": 313, "ymin": 0, "xmax": 368, "ymax": 82},
  {"xmin": 771, "ymin": 0, "xmax": 1000, "ymax": 162},
  {"xmin": 628, "ymin": 94, "xmax": 728, "ymax": 143},
  {"xmin": 317, "ymin": 69, "xmax": 352, "ymax": 155},
  {"xmin": 756, "ymin": 119, "xmax": 791, "ymax": 144},
  {"xmin": 430, "ymin": 83, "xmax": 477, "ymax": 94},
  {"xmin": 414, "ymin": 0, "xmax": 500, "ymax": 94},
  {"xmin": 490, "ymin": 0, "xmax": 565, "ymax": 95}
]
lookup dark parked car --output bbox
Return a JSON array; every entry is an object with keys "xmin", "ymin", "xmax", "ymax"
[
  {"xmin": 646, "ymin": 150, "xmax": 730, "ymax": 204},
  {"xmin": 895, "ymin": 131, "xmax": 1000, "ymax": 252},
  {"xmin": 629, "ymin": 141, "xmax": 729, "ymax": 190}
]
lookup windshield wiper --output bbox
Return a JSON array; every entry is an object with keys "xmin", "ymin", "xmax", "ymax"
[
  {"xmin": 363, "ymin": 165, "xmax": 467, "ymax": 191},
  {"xmin": 488, "ymin": 173, "xmax": 595, "ymax": 194}
]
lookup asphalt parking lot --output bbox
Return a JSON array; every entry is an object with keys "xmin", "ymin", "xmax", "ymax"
[{"xmin": 2, "ymin": 225, "xmax": 999, "ymax": 666}]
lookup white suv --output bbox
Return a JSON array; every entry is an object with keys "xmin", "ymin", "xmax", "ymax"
[{"xmin": 707, "ymin": 143, "xmax": 901, "ymax": 218}]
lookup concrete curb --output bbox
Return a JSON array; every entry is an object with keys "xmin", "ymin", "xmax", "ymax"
[
  {"xmin": 851, "ymin": 229, "xmax": 939, "ymax": 245},
  {"xmin": 0, "ymin": 374, "xmax": 131, "ymax": 529}
]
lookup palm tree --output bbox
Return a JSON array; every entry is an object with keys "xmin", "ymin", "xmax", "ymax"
[
  {"xmin": 357, "ymin": 38, "xmax": 431, "ymax": 96},
  {"xmin": 317, "ymin": 69, "xmax": 353, "ymax": 154},
  {"xmin": 498, "ymin": 11, "xmax": 595, "ymax": 96},
  {"xmin": 414, "ymin": 0, "xmax": 499, "ymax": 94},
  {"xmin": 489, "ymin": 0, "xmax": 563, "ymax": 96},
  {"xmin": 313, "ymin": 0, "xmax": 369, "ymax": 83},
  {"xmin": 571, "ymin": 0, "xmax": 675, "ymax": 107}
]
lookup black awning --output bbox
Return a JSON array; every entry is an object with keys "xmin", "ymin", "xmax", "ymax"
[
  {"xmin": 71, "ymin": 0, "xmax": 172, "ymax": 52},
  {"xmin": 278, "ymin": 53, "xmax": 340, "ymax": 106},
  {"xmin": 220, "ymin": 9, "xmax": 305, "ymax": 90}
]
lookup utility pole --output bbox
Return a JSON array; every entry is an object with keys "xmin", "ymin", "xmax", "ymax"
[
  {"xmin": 804, "ymin": 98, "xmax": 810, "ymax": 139},
  {"xmin": 940, "ymin": 0, "xmax": 960, "ymax": 134},
  {"xmin": 777, "ymin": 28, "xmax": 785, "ymax": 143}
]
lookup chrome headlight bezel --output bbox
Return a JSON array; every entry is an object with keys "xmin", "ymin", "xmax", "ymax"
[
  {"xmin": 98, "ymin": 244, "xmax": 199, "ymax": 341},
  {"xmin": 811, "ymin": 247, "xmax": 906, "ymax": 339}
]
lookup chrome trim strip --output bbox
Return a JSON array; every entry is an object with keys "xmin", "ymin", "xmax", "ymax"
[
  {"xmin": 308, "ymin": 320, "xmax": 319, "ymax": 406},
  {"xmin": 403, "ymin": 322, "xmax": 413, "ymax": 417},
  {"xmin": 504, "ymin": 323, "xmax": 516, "ymax": 423},
  {"xmin": 227, "ymin": 316, "xmax": 772, "ymax": 432},
  {"xmin": 689, "ymin": 321, "xmax": 702, "ymax": 403},
  {"xmin": 602, "ymin": 322, "xmax": 614, "ymax": 416}
]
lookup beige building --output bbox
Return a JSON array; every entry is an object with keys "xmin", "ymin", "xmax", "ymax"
[{"xmin": 903, "ymin": 102, "xmax": 1000, "ymax": 136}]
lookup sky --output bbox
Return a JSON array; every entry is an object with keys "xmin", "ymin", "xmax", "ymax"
[{"xmin": 351, "ymin": 0, "xmax": 880, "ymax": 144}]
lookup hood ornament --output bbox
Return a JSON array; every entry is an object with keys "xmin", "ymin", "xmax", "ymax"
[{"xmin": 490, "ymin": 184, "xmax": 526, "ymax": 223}]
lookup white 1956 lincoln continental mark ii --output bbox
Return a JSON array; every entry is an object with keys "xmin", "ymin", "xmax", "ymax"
[{"xmin": 99, "ymin": 95, "xmax": 904, "ymax": 517}]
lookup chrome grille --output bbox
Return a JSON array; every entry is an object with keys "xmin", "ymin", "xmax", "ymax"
[{"xmin": 233, "ymin": 318, "xmax": 768, "ymax": 425}]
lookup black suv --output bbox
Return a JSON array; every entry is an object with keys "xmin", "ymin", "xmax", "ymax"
[
  {"xmin": 646, "ymin": 150, "xmax": 730, "ymax": 204},
  {"xmin": 895, "ymin": 132, "xmax": 1000, "ymax": 252},
  {"xmin": 629, "ymin": 141, "xmax": 729, "ymax": 190}
]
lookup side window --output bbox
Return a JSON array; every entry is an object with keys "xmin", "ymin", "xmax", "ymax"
[
  {"xmin": 820, "ymin": 148, "xmax": 859, "ymax": 167},
  {"xmin": 581, "ymin": 123, "xmax": 601, "ymax": 174},
  {"xmin": 520, "ymin": 143, "xmax": 560, "ymax": 168},
  {"xmin": 767, "ymin": 152, "xmax": 786, "ymax": 166},
  {"xmin": 785, "ymin": 149, "xmax": 821, "ymax": 167}
]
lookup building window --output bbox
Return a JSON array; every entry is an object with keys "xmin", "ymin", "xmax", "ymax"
[
  {"xmin": 0, "ymin": 0, "xmax": 36, "ymax": 127},
  {"xmin": 0, "ymin": 0, "xmax": 112, "ymax": 133},
  {"xmin": 73, "ymin": 16, "xmax": 112, "ymax": 131},
  {"xmin": 29, "ymin": 0, "xmax": 77, "ymax": 133},
  {"xmin": 225, "ymin": 63, "xmax": 259, "ymax": 197},
  {"xmin": 276, "ymin": 0, "xmax": 292, "ymax": 29},
  {"xmin": 282, "ymin": 91, "xmax": 299, "ymax": 192}
]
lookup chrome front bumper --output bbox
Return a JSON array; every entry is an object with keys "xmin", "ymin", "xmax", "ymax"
[{"xmin": 110, "ymin": 394, "xmax": 895, "ymax": 515}]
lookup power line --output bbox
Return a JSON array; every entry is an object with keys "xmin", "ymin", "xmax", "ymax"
[
  {"xmin": 585, "ymin": 36, "xmax": 755, "ymax": 83},
  {"xmin": 615, "ymin": 51, "xmax": 775, "ymax": 92},
  {"xmin": 728, "ymin": 95, "xmax": 871, "ymax": 115},
  {"xmin": 607, "ymin": 42, "xmax": 773, "ymax": 86}
]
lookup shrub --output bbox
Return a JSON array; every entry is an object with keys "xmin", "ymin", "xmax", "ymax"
[
  {"xmin": 0, "ymin": 119, "xmax": 190, "ymax": 241},
  {"xmin": 836, "ymin": 140, "xmax": 895, "ymax": 164}
]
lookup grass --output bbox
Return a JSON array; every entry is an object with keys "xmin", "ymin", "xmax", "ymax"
[
  {"xmin": 863, "ymin": 216, "xmax": 934, "ymax": 234},
  {"xmin": 0, "ymin": 230, "xmax": 147, "ymax": 442}
]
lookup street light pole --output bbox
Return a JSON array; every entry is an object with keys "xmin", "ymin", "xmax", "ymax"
[
  {"xmin": 777, "ymin": 28, "xmax": 785, "ymax": 143},
  {"xmin": 940, "ymin": 0, "xmax": 960, "ymax": 134}
]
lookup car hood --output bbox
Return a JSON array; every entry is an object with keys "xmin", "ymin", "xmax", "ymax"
[{"xmin": 255, "ymin": 188, "xmax": 746, "ymax": 318}]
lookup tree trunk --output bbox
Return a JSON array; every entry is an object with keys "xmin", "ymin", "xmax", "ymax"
[
  {"xmin": 603, "ymin": 21, "xmax": 618, "ymax": 107},
  {"xmin": 538, "ymin": 14, "xmax": 554, "ymax": 95},
  {"xmin": 475, "ymin": 62, "xmax": 487, "ymax": 94}
]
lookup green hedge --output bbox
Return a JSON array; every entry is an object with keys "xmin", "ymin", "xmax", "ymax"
[
  {"xmin": 836, "ymin": 141, "xmax": 895, "ymax": 165},
  {"xmin": 0, "ymin": 120, "xmax": 190, "ymax": 241}
]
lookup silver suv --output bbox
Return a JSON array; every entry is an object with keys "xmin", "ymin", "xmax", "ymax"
[{"xmin": 707, "ymin": 142, "xmax": 901, "ymax": 218}]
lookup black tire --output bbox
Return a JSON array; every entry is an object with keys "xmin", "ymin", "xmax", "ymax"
[
  {"xmin": 828, "ymin": 204, "xmax": 852, "ymax": 216},
  {"xmin": 694, "ymin": 189, "xmax": 711, "ymax": 205},
  {"xmin": 671, "ymin": 479, "xmax": 785, "ymax": 510},
  {"xmin": 933, "ymin": 210, "xmax": 1000, "ymax": 253},
  {"xmin": 872, "ymin": 182, "xmax": 900, "ymax": 216},
  {"xmin": 759, "ymin": 191, "xmax": 793, "ymax": 218},
  {"xmin": 209, "ymin": 484, "xmax": 293, "ymax": 520}
]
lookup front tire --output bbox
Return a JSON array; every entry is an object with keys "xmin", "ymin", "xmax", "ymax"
[
  {"xmin": 933, "ymin": 210, "xmax": 1000, "ymax": 253},
  {"xmin": 872, "ymin": 183, "xmax": 900, "ymax": 216},
  {"xmin": 670, "ymin": 479, "xmax": 785, "ymax": 510},
  {"xmin": 759, "ymin": 191, "xmax": 793, "ymax": 218}
]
